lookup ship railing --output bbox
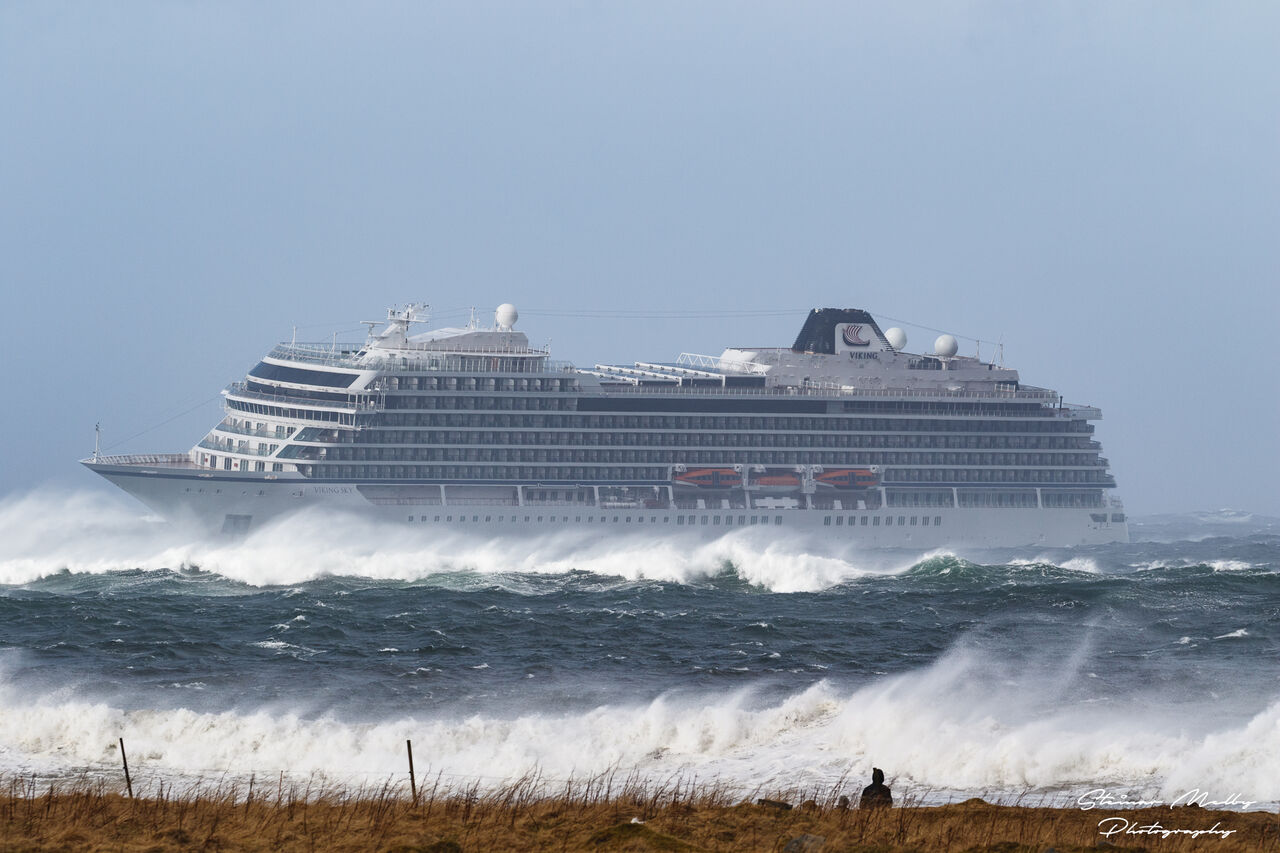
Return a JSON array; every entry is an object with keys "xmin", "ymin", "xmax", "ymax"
[
  {"xmin": 89, "ymin": 453, "xmax": 194, "ymax": 467},
  {"xmin": 214, "ymin": 423, "xmax": 291, "ymax": 439},
  {"xmin": 197, "ymin": 439, "xmax": 277, "ymax": 457},
  {"xmin": 1056, "ymin": 404, "xmax": 1102, "ymax": 419},
  {"xmin": 224, "ymin": 383, "xmax": 380, "ymax": 412},
  {"xmin": 676, "ymin": 352, "xmax": 770, "ymax": 375},
  {"xmin": 269, "ymin": 344, "xmax": 559, "ymax": 370},
  {"xmin": 596, "ymin": 384, "xmax": 1061, "ymax": 401}
]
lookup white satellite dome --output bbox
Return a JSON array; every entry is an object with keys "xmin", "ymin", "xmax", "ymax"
[
  {"xmin": 884, "ymin": 327, "xmax": 907, "ymax": 351},
  {"xmin": 495, "ymin": 303, "xmax": 518, "ymax": 330},
  {"xmin": 934, "ymin": 334, "xmax": 959, "ymax": 358}
]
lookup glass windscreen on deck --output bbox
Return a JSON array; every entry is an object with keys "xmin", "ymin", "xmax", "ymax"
[{"xmin": 249, "ymin": 362, "xmax": 360, "ymax": 388}]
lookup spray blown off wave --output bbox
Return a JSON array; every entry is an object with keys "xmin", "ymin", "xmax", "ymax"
[
  {"xmin": 2, "ymin": 648, "xmax": 1278, "ymax": 804},
  {"xmin": 0, "ymin": 490, "xmax": 936, "ymax": 591}
]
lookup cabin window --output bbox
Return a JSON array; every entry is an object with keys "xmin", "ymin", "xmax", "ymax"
[
  {"xmin": 774, "ymin": 516, "xmax": 782, "ymax": 525},
  {"xmin": 824, "ymin": 517, "xmax": 832, "ymax": 526}
]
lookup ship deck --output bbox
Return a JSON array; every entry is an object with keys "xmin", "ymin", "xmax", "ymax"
[{"xmin": 84, "ymin": 453, "xmax": 199, "ymax": 469}]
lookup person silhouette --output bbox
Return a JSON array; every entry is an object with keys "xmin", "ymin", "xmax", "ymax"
[{"xmin": 860, "ymin": 767, "xmax": 892, "ymax": 808}]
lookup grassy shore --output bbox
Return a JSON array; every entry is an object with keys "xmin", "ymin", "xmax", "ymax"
[{"xmin": 2, "ymin": 775, "xmax": 1276, "ymax": 852}]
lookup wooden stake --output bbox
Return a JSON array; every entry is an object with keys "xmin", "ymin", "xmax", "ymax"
[
  {"xmin": 119, "ymin": 738, "xmax": 133, "ymax": 799},
  {"xmin": 406, "ymin": 739, "xmax": 417, "ymax": 805}
]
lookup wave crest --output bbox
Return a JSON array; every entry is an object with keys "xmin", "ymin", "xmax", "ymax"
[
  {"xmin": 2, "ymin": 650, "xmax": 1278, "ymax": 804},
  {"xmin": 0, "ymin": 489, "xmax": 928, "ymax": 591}
]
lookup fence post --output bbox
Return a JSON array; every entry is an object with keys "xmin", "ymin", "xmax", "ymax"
[
  {"xmin": 119, "ymin": 738, "xmax": 133, "ymax": 799},
  {"xmin": 406, "ymin": 739, "xmax": 417, "ymax": 805}
]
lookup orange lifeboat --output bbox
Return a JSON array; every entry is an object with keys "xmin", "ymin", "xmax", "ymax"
[
  {"xmin": 673, "ymin": 468, "xmax": 743, "ymax": 489},
  {"xmin": 748, "ymin": 468, "xmax": 803, "ymax": 492},
  {"xmin": 813, "ymin": 468, "xmax": 879, "ymax": 489}
]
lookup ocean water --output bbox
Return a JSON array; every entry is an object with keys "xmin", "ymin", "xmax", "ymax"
[{"xmin": 1, "ymin": 490, "xmax": 1277, "ymax": 806}]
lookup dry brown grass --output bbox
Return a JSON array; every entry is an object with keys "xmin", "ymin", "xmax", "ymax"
[{"xmin": 2, "ymin": 773, "xmax": 1277, "ymax": 852}]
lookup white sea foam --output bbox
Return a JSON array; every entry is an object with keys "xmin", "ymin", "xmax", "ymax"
[
  {"xmin": 1057, "ymin": 557, "xmax": 1101, "ymax": 574},
  {"xmin": 0, "ymin": 489, "xmax": 927, "ymax": 592},
  {"xmin": 1010, "ymin": 555, "xmax": 1101, "ymax": 574},
  {"xmin": 1, "ymin": 647, "xmax": 1277, "ymax": 804}
]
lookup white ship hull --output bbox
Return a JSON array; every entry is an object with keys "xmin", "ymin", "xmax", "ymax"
[{"xmin": 90, "ymin": 460, "xmax": 1128, "ymax": 548}]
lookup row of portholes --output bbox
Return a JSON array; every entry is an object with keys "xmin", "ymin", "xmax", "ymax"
[
  {"xmin": 825, "ymin": 515, "xmax": 943, "ymax": 527},
  {"xmin": 407, "ymin": 513, "xmax": 786, "ymax": 526}
]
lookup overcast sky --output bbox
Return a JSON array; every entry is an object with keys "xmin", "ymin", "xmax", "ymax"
[{"xmin": 2, "ymin": 2, "xmax": 1277, "ymax": 516}]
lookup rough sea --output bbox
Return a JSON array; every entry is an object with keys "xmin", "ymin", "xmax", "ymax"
[{"xmin": 1, "ymin": 490, "xmax": 1277, "ymax": 807}]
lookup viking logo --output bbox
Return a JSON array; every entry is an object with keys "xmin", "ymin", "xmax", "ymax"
[{"xmin": 841, "ymin": 324, "xmax": 870, "ymax": 347}]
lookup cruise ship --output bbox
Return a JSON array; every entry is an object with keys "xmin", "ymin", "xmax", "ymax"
[{"xmin": 84, "ymin": 305, "xmax": 1127, "ymax": 546}]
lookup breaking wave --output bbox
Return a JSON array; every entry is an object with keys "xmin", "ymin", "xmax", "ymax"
[
  {"xmin": 1, "ymin": 647, "xmax": 1277, "ymax": 805},
  {"xmin": 0, "ymin": 489, "xmax": 931, "ymax": 591}
]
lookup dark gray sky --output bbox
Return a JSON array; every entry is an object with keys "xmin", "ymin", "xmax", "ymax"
[{"xmin": 2, "ymin": 2, "xmax": 1277, "ymax": 515}]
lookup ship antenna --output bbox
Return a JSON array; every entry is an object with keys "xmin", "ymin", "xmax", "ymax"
[{"xmin": 93, "ymin": 422, "xmax": 101, "ymax": 461}]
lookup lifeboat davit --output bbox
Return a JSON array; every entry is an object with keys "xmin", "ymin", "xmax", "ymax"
[
  {"xmin": 813, "ymin": 468, "xmax": 879, "ymax": 490},
  {"xmin": 673, "ymin": 468, "xmax": 743, "ymax": 489}
]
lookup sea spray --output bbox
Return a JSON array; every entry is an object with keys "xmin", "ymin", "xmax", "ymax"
[
  {"xmin": 1, "ymin": 487, "xmax": 1278, "ymax": 805},
  {"xmin": 0, "ymin": 489, "xmax": 926, "ymax": 590},
  {"xmin": 2, "ymin": 660, "xmax": 1278, "ymax": 804}
]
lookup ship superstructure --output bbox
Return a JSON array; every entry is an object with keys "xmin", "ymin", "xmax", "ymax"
[{"xmin": 85, "ymin": 304, "xmax": 1127, "ymax": 545}]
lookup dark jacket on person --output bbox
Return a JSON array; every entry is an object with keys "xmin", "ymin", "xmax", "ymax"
[{"xmin": 860, "ymin": 768, "xmax": 892, "ymax": 808}]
